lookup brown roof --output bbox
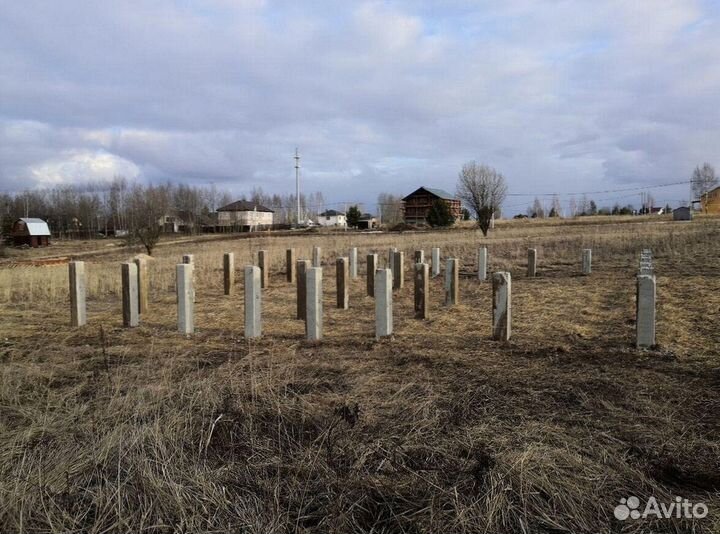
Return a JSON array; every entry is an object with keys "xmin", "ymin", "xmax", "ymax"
[
  {"xmin": 402, "ymin": 186, "xmax": 458, "ymax": 202},
  {"xmin": 217, "ymin": 200, "xmax": 274, "ymax": 213}
]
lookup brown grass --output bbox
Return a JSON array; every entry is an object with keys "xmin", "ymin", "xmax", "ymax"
[{"xmin": 0, "ymin": 217, "xmax": 719, "ymax": 533}]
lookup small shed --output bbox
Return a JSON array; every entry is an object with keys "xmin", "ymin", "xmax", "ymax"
[
  {"xmin": 11, "ymin": 218, "xmax": 51, "ymax": 247},
  {"xmin": 672, "ymin": 206, "xmax": 692, "ymax": 221},
  {"xmin": 357, "ymin": 213, "xmax": 377, "ymax": 229}
]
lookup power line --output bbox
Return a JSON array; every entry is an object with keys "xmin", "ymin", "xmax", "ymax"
[{"xmin": 505, "ymin": 180, "xmax": 691, "ymax": 197}]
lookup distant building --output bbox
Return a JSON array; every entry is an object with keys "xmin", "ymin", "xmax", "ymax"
[
  {"xmin": 357, "ymin": 213, "xmax": 378, "ymax": 229},
  {"xmin": 318, "ymin": 209, "xmax": 347, "ymax": 227},
  {"xmin": 298, "ymin": 218, "xmax": 317, "ymax": 227},
  {"xmin": 698, "ymin": 186, "xmax": 720, "ymax": 214},
  {"xmin": 650, "ymin": 207, "xmax": 665, "ymax": 215},
  {"xmin": 11, "ymin": 218, "xmax": 51, "ymax": 247},
  {"xmin": 402, "ymin": 186, "xmax": 462, "ymax": 225},
  {"xmin": 158, "ymin": 214, "xmax": 188, "ymax": 233},
  {"xmin": 216, "ymin": 200, "xmax": 274, "ymax": 230},
  {"xmin": 673, "ymin": 206, "xmax": 692, "ymax": 221}
]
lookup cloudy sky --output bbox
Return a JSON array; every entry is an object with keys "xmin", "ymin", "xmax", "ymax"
[{"xmin": 1, "ymin": 0, "xmax": 718, "ymax": 213}]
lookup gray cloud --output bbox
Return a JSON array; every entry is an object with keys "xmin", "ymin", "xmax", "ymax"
[{"xmin": 1, "ymin": 0, "xmax": 718, "ymax": 209}]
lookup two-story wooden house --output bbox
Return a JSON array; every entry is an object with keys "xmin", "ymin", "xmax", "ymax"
[{"xmin": 402, "ymin": 187, "xmax": 462, "ymax": 225}]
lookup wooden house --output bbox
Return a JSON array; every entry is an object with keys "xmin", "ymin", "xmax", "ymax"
[
  {"xmin": 11, "ymin": 218, "xmax": 51, "ymax": 247},
  {"xmin": 402, "ymin": 187, "xmax": 462, "ymax": 225},
  {"xmin": 699, "ymin": 186, "xmax": 720, "ymax": 214}
]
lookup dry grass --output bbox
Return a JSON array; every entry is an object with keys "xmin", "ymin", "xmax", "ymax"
[{"xmin": 0, "ymin": 217, "xmax": 719, "ymax": 533}]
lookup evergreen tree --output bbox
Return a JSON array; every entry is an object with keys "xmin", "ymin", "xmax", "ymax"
[
  {"xmin": 346, "ymin": 205, "xmax": 362, "ymax": 227},
  {"xmin": 426, "ymin": 200, "xmax": 455, "ymax": 227}
]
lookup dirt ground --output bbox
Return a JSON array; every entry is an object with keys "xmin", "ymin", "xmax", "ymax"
[{"xmin": 0, "ymin": 217, "xmax": 718, "ymax": 533}]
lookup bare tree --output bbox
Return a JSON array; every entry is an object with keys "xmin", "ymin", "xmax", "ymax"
[
  {"xmin": 691, "ymin": 163, "xmax": 718, "ymax": 202},
  {"xmin": 377, "ymin": 193, "xmax": 404, "ymax": 226},
  {"xmin": 578, "ymin": 194, "xmax": 590, "ymax": 216},
  {"xmin": 0, "ymin": 179, "xmax": 334, "ymax": 239},
  {"xmin": 528, "ymin": 197, "xmax": 545, "ymax": 218},
  {"xmin": 639, "ymin": 191, "xmax": 655, "ymax": 214},
  {"xmin": 128, "ymin": 185, "xmax": 170, "ymax": 255},
  {"xmin": 568, "ymin": 197, "xmax": 578, "ymax": 217},
  {"xmin": 456, "ymin": 161, "xmax": 508, "ymax": 236},
  {"xmin": 0, "ymin": 195, "xmax": 8, "ymax": 256},
  {"xmin": 549, "ymin": 195, "xmax": 562, "ymax": 217}
]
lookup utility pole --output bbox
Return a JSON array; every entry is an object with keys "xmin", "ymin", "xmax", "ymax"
[{"xmin": 294, "ymin": 148, "xmax": 301, "ymax": 226}]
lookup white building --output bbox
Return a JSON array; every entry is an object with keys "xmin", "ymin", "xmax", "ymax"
[
  {"xmin": 157, "ymin": 214, "xmax": 188, "ymax": 233},
  {"xmin": 217, "ymin": 200, "xmax": 274, "ymax": 230},
  {"xmin": 318, "ymin": 209, "xmax": 346, "ymax": 227}
]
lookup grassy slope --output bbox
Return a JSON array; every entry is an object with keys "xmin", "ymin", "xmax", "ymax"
[{"xmin": 0, "ymin": 217, "xmax": 718, "ymax": 533}]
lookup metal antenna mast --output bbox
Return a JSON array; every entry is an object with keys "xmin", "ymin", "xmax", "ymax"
[{"xmin": 294, "ymin": 148, "xmax": 301, "ymax": 226}]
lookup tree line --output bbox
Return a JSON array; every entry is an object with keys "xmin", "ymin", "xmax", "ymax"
[
  {"xmin": 2, "ymin": 161, "xmax": 715, "ymax": 245},
  {"xmin": 0, "ymin": 177, "xmax": 329, "ymax": 237}
]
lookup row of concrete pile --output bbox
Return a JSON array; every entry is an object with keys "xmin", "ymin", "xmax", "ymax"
[{"xmin": 66, "ymin": 245, "xmax": 655, "ymax": 348}]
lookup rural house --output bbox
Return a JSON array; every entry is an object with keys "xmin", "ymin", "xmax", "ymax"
[
  {"xmin": 402, "ymin": 186, "xmax": 462, "ymax": 225},
  {"xmin": 158, "ymin": 214, "xmax": 189, "ymax": 233},
  {"xmin": 698, "ymin": 186, "xmax": 720, "ymax": 214},
  {"xmin": 11, "ymin": 217, "xmax": 51, "ymax": 247},
  {"xmin": 216, "ymin": 200, "xmax": 274, "ymax": 231},
  {"xmin": 318, "ymin": 209, "xmax": 347, "ymax": 227}
]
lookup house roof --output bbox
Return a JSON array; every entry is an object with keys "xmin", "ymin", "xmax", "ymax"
[
  {"xmin": 319, "ymin": 209, "xmax": 345, "ymax": 216},
  {"xmin": 402, "ymin": 186, "xmax": 457, "ymax": 201},
  {"xmin": 16, "ymin": 218, "xmax": 51, "ymax": 236},
  {"xmin": 359, "ymin": 213, "xmax": 376, "ymax": 220},
  {"xmin": 695, "ymin": 185, "xmax": 720, "ymax": 201},
  {"xmin": 217, "ymin": 200, "xmax": 274, "ymax": 213}
]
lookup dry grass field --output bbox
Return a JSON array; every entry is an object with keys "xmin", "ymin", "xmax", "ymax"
[{"xmin": 1, "ymin": 216, "xmax": 719, "ymax": 533}]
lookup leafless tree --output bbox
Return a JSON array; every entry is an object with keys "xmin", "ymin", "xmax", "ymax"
[
  {"xmin": 456, "ymin": 161, "xmax": 508, "ymax": 236},
  {"xmin": 549, "ymin": 195, "xmax": 562, "ymax": 217},
  {"xmin": 578, "ymin": 194, "xmax": 590, "ymax": 216},
  {"xmin": 640, "ymin": 191, "xmax": 656, "ymax": 214},
  {"xmin": 128, "ymin": 184, "xmax": 171, "ymax": 255},
  {"xmin": 568, "ymin": 197, "xmax": 578, "ymax": 217},
  {"xmin": 377, "ymin": 193, "xmax": 404, "ymax": 226},
  {"xmin": 527, "ymin": 197, "xmax": 545, "ymax": 218},
  {"xmin": 174, "ymin": 184, "xmax": 205, "ymax": 233},
  {"xmin": 0, "ymin": 179, "xmax": 333, "ymax": 238},
  {"xmin": 691, "ymin": 163, "xmax": 718, "ymax": 201}
]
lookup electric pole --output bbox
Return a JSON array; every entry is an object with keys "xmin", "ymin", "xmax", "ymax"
[{"xmin": 295, "ymin": 148, "xmax": 301, "ymax": 226}]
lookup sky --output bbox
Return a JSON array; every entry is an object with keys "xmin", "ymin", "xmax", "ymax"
[{"xmin": 1, "ymin": 0, "xmax": 719, "ymax": 214}]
